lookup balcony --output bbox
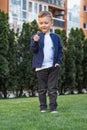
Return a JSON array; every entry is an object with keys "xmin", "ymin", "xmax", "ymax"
[
  {"xmin": 38, "ymin": 0, "xmax": 64, "ymax": 8},
  {"xmin": 53, "ymin": 18, "xmax": 65, "ymax": 28}
]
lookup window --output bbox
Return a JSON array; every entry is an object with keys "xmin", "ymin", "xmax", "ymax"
[
  {"xmin": 84, "ymin": 6, "xmax": 87, "ymax": 12},
  {"xmin": 28, "ymin": 2, "xmax": 32, "ymax": 12},
  {"xmin": 44, "ymin": 6, "xmax": 47, "ymax": 11},
  {"xmin": 11, "ymin": 0, "xmax": 21, "ymax": 5},
  {"xmin": 22, "ymin": 11, "xmax": 27, "ymax": 19},
  {"xmin": 39, "ymin": 4, "xmax": 42, "ymax": 12},
  {"xmin": 12, "ymin": 13, "xmax": 17, "ymax": 17},
  {"xmin": 52, "ymin": 0, "xmax": 54, "ymax": 4},
  {"xmin": 34, "ymin": 3, "xmax": 38, "ymax": 13},
  {"xmin": 69, "ymin": 12, "xmax": 72, "ymax": 21},
  {"xmin": 23, "ymin": 0, "xmax": 26, "ymax": 10},
  {"xmin": 83, "ymin": 23, "xmax": 87, "ymax": 29}
]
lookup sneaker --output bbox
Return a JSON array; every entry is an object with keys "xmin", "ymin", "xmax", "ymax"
[
  {"xmin": 50, "ymin": 110, "xmax": 58, "ymax": 113},
  {"xmin": 40, "ymin": 110, "xmax": 46, "ymax": 113}
]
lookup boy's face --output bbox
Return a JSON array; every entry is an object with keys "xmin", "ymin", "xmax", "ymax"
[{"xmin": 38, "ymin": 16, "xmax": 53, "ymax": 34}]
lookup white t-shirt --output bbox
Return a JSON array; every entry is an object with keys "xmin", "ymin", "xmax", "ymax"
[{"xmin": 36, "ymin": 33, "xmax": 54, "ymax": 71}]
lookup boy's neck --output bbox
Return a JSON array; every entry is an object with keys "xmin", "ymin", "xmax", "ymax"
[{"xmin": 44, "ymin": 32, "xmax": 50, "ymax": 35}]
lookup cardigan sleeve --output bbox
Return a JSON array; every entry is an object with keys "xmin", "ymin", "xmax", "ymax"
[{"xmin": 57, "ymin": 36, "xmax": 63, "ymax": 65}]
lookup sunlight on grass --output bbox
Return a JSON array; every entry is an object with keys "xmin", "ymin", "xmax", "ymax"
[{"xmin": 0, "ymin": 94, "xmax": 87, "ymax": 130}]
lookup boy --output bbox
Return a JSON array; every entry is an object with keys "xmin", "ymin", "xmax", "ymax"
[{"xmin": 30, "ymin": 11, "xmax": 63, "ymax": 113}]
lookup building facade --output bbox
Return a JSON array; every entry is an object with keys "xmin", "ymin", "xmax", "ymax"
[
  {"xmin": 0, "ymin": 0, "xmax": 87, "ymax": 37},
  {"xmin": 0, "ymin": 0, "xmax": 66, "ymax": 32},
  {"xmin": 67, "ymin": 0, "xmax": 87, "ymax": 38},
  {"xmin": 0, "ymin": 0, "xmax": 9, "ymax": 13},
  {"xmin": 67, "ymin": 0, "xmax": 80, "ymax": 36},
  {"xmin": 80, "ymin": 0, "xmax": 87, "ymax": 37}
]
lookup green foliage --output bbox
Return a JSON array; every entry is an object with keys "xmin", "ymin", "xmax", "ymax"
[
  {"xmin": 64, "ymin": 28, "xmax": 84, "ymax": 93},
  {"xmin": 0, "ymin": 55, "xmax": 9, "ymax": 77},
  {"xmin": 17, "ymin": 21, "xmax": 38, "ymax": 96},
  {"xmin": 55, "ymin": 29, "xmax": 67, "ymax": 47},
  {"xmin": 83, "ymin": 39, "xmax": 87, "ymax": 88},
  {"xmin": 8, "ymin": 28, "xmax": 18, "ymax": 90},
  {"xmin": 74, "ymin": 28, "xmax": 84, "ymax": 93},
  {"xmin": 65, "ymin": 34, "xmax": 76, "ymax": 92},
  {"xmin": 17, "ymin": 23, "xmax": 32, "ymax": 95},
  {"xmin": 0, "ymin": 10, "xmax": 9, "ymax": 98},
  {"xmin": 31, "ymin": 19, "xmax": 40, "ymax": 34},
  {"xmin": 55, "ymin": 29, "xmax": 67, "ymax": 94}
]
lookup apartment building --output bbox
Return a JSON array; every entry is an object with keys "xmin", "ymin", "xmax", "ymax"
[
  {"xmin": 0, "ymin": 0, "xmax": 87, "ymax": 37},
  {"xmin": 67, "ymin": 0, "xmax": 87, "ymax": 37},
  {"xmin": 67, "ymin": 0, "xmax": 80, "ymax": 35},
  {"xmin": 0, "ymin": 0, "xmax": 8, "ymax": 13},
  {"xmin": 80, "ymin": 0, "xmax": 87, "ymax": 37},
  {"xmin": 0, "ymin": 0, "xmax": 66, "ymax": 32}
]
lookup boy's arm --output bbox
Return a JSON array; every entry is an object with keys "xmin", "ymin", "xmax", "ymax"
[{"xmin": 57, "ymin": 37, "xmax": 63, "ymax": 65}]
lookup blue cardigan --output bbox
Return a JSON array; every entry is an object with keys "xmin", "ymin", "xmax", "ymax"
[{"xmin": 30, "ymin": 32, "xmax": 63, "ymax": 69}]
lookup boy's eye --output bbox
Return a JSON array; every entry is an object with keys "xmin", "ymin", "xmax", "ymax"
[
  {"xmin": 39, "ymin": 22, "xmax": 48, "ymax": 25},
  {"xmin": 39, "ymin": 22, "xmax": 43, "ymax": 25},
  {"xmin": 44, "ymin": 22, "xmax": 48, "ymax": 24}
]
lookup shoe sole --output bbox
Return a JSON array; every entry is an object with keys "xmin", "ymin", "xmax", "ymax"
[
  {"xmin": 50, "ymin": 111, "xmax": 58, "ymax": 113},
  {"xmin": 40, "ymin": 110, "xmax": 46, "ymax": 113}
]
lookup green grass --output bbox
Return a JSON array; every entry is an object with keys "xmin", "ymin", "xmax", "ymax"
[{"xmin": 0, "ymin": 94, "xmax": 87, "ymax": 130}]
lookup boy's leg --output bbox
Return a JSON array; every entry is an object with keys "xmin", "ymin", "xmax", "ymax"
[
  {"xmin": 48, "ymin": 67, "xmax": 60, "ymax": 111},
  {"xmin": 36, "ymin": 69, "xmax": 48, "ymax": 111}
]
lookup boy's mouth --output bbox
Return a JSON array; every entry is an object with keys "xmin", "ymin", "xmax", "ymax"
[{"xmin": 42, "ymin": 27, "xmax": 46, "ymax": 30}]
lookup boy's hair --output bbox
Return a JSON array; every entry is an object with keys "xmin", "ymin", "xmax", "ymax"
[{"xmin": 38, "ymin": 11, "xmax": 53, "ymax": 20}]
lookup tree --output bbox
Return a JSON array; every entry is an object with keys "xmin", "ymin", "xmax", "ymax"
[
  {"xmin": 0, "ymin": 10, "xmax": 9, "ymax": 98},
  {"xmin": 28, "ymin": 20, "xmax": 40, "ymax": 96},
  {"xmin": 8, "ymin": 28, "xmax": 18, "ymax": 92},
  {"xmin": 83, "ymin": 38, "xmax": 87, "ymax": 89},
  {"xmin": 74, "ymin": 28, "xmax": 84, "ymax": 93},
  {"xmin": 17, "ymin": 20, "xmax": 39, "ymax": 97},
  {"xmin": 55, "ymin": 29, "xmax": 67, "ymax": 94},
  {"xmin": 65, "ymin": 28, "xmax": 76, "ymax": 93},
  {"xmin": 16, "ymin": 23, "xmax": 31, "ymax": 96}
]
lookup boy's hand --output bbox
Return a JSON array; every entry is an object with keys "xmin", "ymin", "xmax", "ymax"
[
  {"xmin": 34, "ymin": 34, "xmax": 39, "ymax": 42},
  {"xmin": 55, "ymin": 64, "xmax": 60, "ymax": 67}
]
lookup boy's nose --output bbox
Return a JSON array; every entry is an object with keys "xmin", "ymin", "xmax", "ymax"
[{"xmin": 42, "ymin": 24, "xmax": 46, "ymax": 27}]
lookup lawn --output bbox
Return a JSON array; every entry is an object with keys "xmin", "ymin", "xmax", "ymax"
[{"xmin": 0, "ymin": 94, "xmax": 87, "ymax": 130}]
